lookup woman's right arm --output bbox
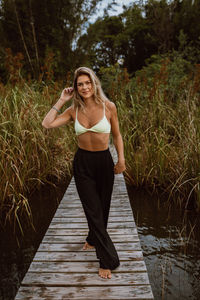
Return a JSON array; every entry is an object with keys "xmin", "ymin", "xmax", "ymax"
[{"xmin": 42, "ymin": 87, "xmax": 74, "ymax": 129}]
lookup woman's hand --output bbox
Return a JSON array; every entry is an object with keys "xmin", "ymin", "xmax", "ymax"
[
  {"xmin": 114, "ymin": 160, "xmax": 126, "ymax": 174},
  {"xmin": 59, "ymin": 87, "xmax": 74, "ymax": 103}
]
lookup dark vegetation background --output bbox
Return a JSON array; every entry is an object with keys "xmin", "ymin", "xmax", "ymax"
[{"xmin": 1, "ymin": 0, "xmax": 200, "ymax": 81}]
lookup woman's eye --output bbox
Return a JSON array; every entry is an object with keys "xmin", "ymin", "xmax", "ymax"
[{"xmin": 77, "ymin": 81, "xmax": 91, "ymax": 87}]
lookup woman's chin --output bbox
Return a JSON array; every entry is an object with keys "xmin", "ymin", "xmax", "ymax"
[{"xmin": 82, "ymin": 93, "xmax": 94, "ymax": 100}]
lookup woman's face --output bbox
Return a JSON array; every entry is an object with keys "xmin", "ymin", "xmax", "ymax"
[{"xmin": 77, "ymin": 74, "xmax": 94, "ymax": 100}]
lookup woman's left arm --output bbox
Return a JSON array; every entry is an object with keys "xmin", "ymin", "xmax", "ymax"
[{"xmin": 109, "ymin": 101, "xmax": 126, "ymax": 174}]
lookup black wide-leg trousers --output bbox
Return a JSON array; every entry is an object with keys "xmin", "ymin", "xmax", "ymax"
[{"xmin": 73, "ymin": 147, "xmax": 120, "ymax": 270}]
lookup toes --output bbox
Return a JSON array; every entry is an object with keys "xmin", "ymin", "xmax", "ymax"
[
  {"xmin": 99, "ymin": 269, "xmax": 112, "ymax": 279},
  {"xmin": 83, "ymin": 242, "xmax": 94, "ymax": 250}
]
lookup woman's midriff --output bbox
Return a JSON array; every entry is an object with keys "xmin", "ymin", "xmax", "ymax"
[{"xmin": 77, "ymin": 132, "xmax": 110, "ymax": 151}]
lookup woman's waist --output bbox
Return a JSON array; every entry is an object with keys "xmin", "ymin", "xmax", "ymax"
[{"xmin": 77, "ymin": 134, "xmax": 110, "ymax": 152}]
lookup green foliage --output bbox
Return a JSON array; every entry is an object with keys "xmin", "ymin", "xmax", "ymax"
[
  {"xmin": 1, "ymin": 0, "xmax": 200, "ymax": 80},
  {"xmin": 79, "ymin": 0, "xmax": 200, "ymax": 74},
  {"xmin": 100, "ymin": 57, "xmax": 200, "ymax": 210},
  {"xmin": 78, "ymin": 16, "xmax": 124, "ymax": 69},
  {"xmin": 0, "ymin": 0, "xmax": 102, "ymax": 80},
  {"xmin": 133, "ymin": 51, "xmax": 193, "ymax": 102}
]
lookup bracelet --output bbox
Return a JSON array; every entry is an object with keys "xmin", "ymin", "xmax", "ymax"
[{"xmin": 52, "ymin": 106, "xmax": 61, "ymax": 113}]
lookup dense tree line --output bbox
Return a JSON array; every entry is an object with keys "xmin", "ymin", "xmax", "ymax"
[
  {"xmin": 0, "ymin": 0, "xmax": 102, "ymax": 80},
  {"xmin": 0, "ymin": 0, "xmax": 200, "ymax": 82},
  {"xmin": 81, "ymin": 0, "xmax": 200, "ymax": 73}
]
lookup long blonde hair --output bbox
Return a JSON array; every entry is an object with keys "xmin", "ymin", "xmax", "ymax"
[{"xmin": 73, "ymin": 67, "xmax": 109, "ymax": 110}]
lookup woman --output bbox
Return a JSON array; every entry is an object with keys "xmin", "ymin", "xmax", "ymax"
[{"xmin": 42, "ymin": 67, "xmax": 126, "ymax": 279}]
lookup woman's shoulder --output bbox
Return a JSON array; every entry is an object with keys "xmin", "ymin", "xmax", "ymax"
[
  {"xmin": 105, "ymin": 99, "xmax": 116, "ymax": 113},
  {"xmin": 63, "ymin": 105, "xmax": 76, "ymax": 120}
]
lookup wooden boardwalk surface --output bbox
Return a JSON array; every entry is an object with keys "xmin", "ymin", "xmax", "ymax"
[{"xmin": 15, "ymin": 147, "xmax": 154, "ymax": 300}]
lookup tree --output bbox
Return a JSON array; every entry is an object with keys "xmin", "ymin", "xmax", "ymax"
[
  {"xmin": 78, "ymin": 3, "xmax": 157, "ymax": 73},
  {"xmin": 173, "ymin": 0, "xmax": 200, "ymax": 48},
  {"xmin": 77, "ymin": 15, "xmax": 124, "ymax": 70},
  {"xmin": 0, "ymin": 0, "xmax": 102, "ymax": 80}
]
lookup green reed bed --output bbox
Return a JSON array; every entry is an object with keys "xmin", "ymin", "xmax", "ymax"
[
  {"xmin": 102, "ymin": 58, "xmax": 200, "ymax": 210},
  {"xmin": 0, "ymin": 81, "xmax": 76, "ymax": 231}
]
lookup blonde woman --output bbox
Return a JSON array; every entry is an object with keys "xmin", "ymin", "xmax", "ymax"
[{"xmin": 42, "ymin": 67, "xmax": 126, "ymax": 279}]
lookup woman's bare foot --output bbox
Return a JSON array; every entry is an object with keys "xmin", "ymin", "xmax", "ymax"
[
  {"xmin": 82, "ymin": 241, "xmax": 95, "ymax": 250},
  {"xmin": 99, "ymin": 268, "xmax": 112, "ymax": 279}
]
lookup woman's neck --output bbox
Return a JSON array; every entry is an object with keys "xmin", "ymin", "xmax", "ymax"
[{"xmin": 83, "ymin": 96, "xmax": 96, "ymax": 108}]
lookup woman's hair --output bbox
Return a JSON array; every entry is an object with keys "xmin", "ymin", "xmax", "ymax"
[{"xmin": 72, "ymin": 67, "xmax": 109, "ymax": 110}]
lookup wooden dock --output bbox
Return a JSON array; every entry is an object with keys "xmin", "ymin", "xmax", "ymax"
[{"xmin": 15, "ymin": 147, "xmax": 154, "ymax": 299}]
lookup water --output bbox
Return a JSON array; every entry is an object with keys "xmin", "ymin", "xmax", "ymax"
[{"xmin": 127, "ymin": 187, "xmax": 200, "ymax": 300}]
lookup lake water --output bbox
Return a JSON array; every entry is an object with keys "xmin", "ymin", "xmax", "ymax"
[{"xmin": 127, "ymin": 187, "xmax": 200, "ymax": 300}]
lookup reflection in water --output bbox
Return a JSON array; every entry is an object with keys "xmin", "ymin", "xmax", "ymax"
[{"xmin": 127, "ymin": 187, "xmax": 200, "ymax": 300}]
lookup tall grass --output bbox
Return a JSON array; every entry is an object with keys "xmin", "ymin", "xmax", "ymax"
[
  {"xmin": 0, "ymin": 80, "xmax": 76, "ymax": 231},
  {"xmin": 100, "ymin": 57, "xmax": 200, "ymax": 210}
]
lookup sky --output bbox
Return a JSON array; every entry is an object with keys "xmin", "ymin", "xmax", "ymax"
[
  {"xmin": 90, "ymin": 0, "xmax": 134, "ymax": 22},
  {"xmin": 100, "ymin": 0, "xmax": 134, "ymax": 15}
]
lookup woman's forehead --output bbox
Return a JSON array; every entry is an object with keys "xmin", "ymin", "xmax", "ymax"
[{"xmin": 77, "ymin": 74, "xmax": 90, "ymax": 83}]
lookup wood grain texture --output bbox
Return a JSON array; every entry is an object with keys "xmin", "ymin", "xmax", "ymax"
[
  {"xmin": 21, "ymin": 272, "xmax": 150, "ymax": 286},
  {"xmin": 15, "ymin": 145, "xmax": 154, "ymax": 300},
  {"xmin": 45, "ymin": 228, "xmax": 138, "ymax": 236},
  {"xmin": 37, "ymin": 242, "xmax": 142, "ymax": 252},
  {"xmin": 48, "ymin": 222, "xmax": 135, "ymax": 229},
  {"xmin": 41, "ymin": 234, "xmax": 139, "ymax": 243},
  {"xmin": 15, "ymin": 286, "xmax": 154, "ymax": 300},
  {"xmin": 33, "ymin": 251, "xmax": 143, "ymax": 262},
  {"xmin": 28, "ymin": 261, "xmax": 147, "ymax": 273}
]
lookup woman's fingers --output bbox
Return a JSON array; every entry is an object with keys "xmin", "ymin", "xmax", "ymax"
[
  {"xmin": 60, "ymin": 87, "xmax": 74, "ymax": 102},
  {"xmin": 65, "ymin": 87, "xmax": 74, "ymax": 94},
  {"xmin": 114, "ymin": 162, "xmax": 126, "ymax": 174}
]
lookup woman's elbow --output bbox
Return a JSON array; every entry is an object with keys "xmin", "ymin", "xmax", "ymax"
[{"xmin": 42, "ymin": 120, "xmax": 51, "ymax": 129}]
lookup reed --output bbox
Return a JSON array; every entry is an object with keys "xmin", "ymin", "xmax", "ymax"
[
  {"xmin": 0, "ymin": 80, "xmax": 76, "ymax": 231},
  {"xmin": 101, "ymin": 59, "xmax": 200, "ymax": 210}
]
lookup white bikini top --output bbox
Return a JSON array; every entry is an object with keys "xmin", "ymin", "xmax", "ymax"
[{"xmin": 74, "ymin": 102, "xmax": 111, "ymax": 136}]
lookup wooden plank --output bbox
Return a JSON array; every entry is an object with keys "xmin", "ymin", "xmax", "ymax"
[
  {"xmin": 57, "ymin": 204, "xmax": 131, "ymax": 210},
  {"xmin": 37, "ymin": 242, "xmax": 142, "ymax": 252},
  {"xmin": 28, "ymin": 261, "xmax": 147, "ymax": 273},
  {"xmin": 15, "ymin": 286, "xmax": 154, "ymax": 300},
  {"xmin": 48, "ymin": 222, "xmax": 135, "ymax": 229},
  {"xmin": 42, "ymin": 234, "xmax": 139, "ymax": 243},
  {"xmin": 45, "ymin": 228, "xmax": 138, "ymax": 236},
  {"xmin": 54, "ymin": 211, "xmax": 133, "ymax": 218},
  {"xmin": 21, "ymin": 272, "xmax": 150, "ymax": 286},
  {"xmin": 56, "ymin": 207, "xmax": 132, "ymax": 212},
  {"xmin": 59, "ymin": 200, "xmax": 132, "ymax": 208},
  {"xmin": 51, "ymin": 215, "xmax": 135, "ymax": 223},
  {"xmin": 51, "ymin": 216, "xmax": 135, "ymax": 223},
  {"xmin": 33, "ymin": 251, "xmax": 143, "ymax": 262}
]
